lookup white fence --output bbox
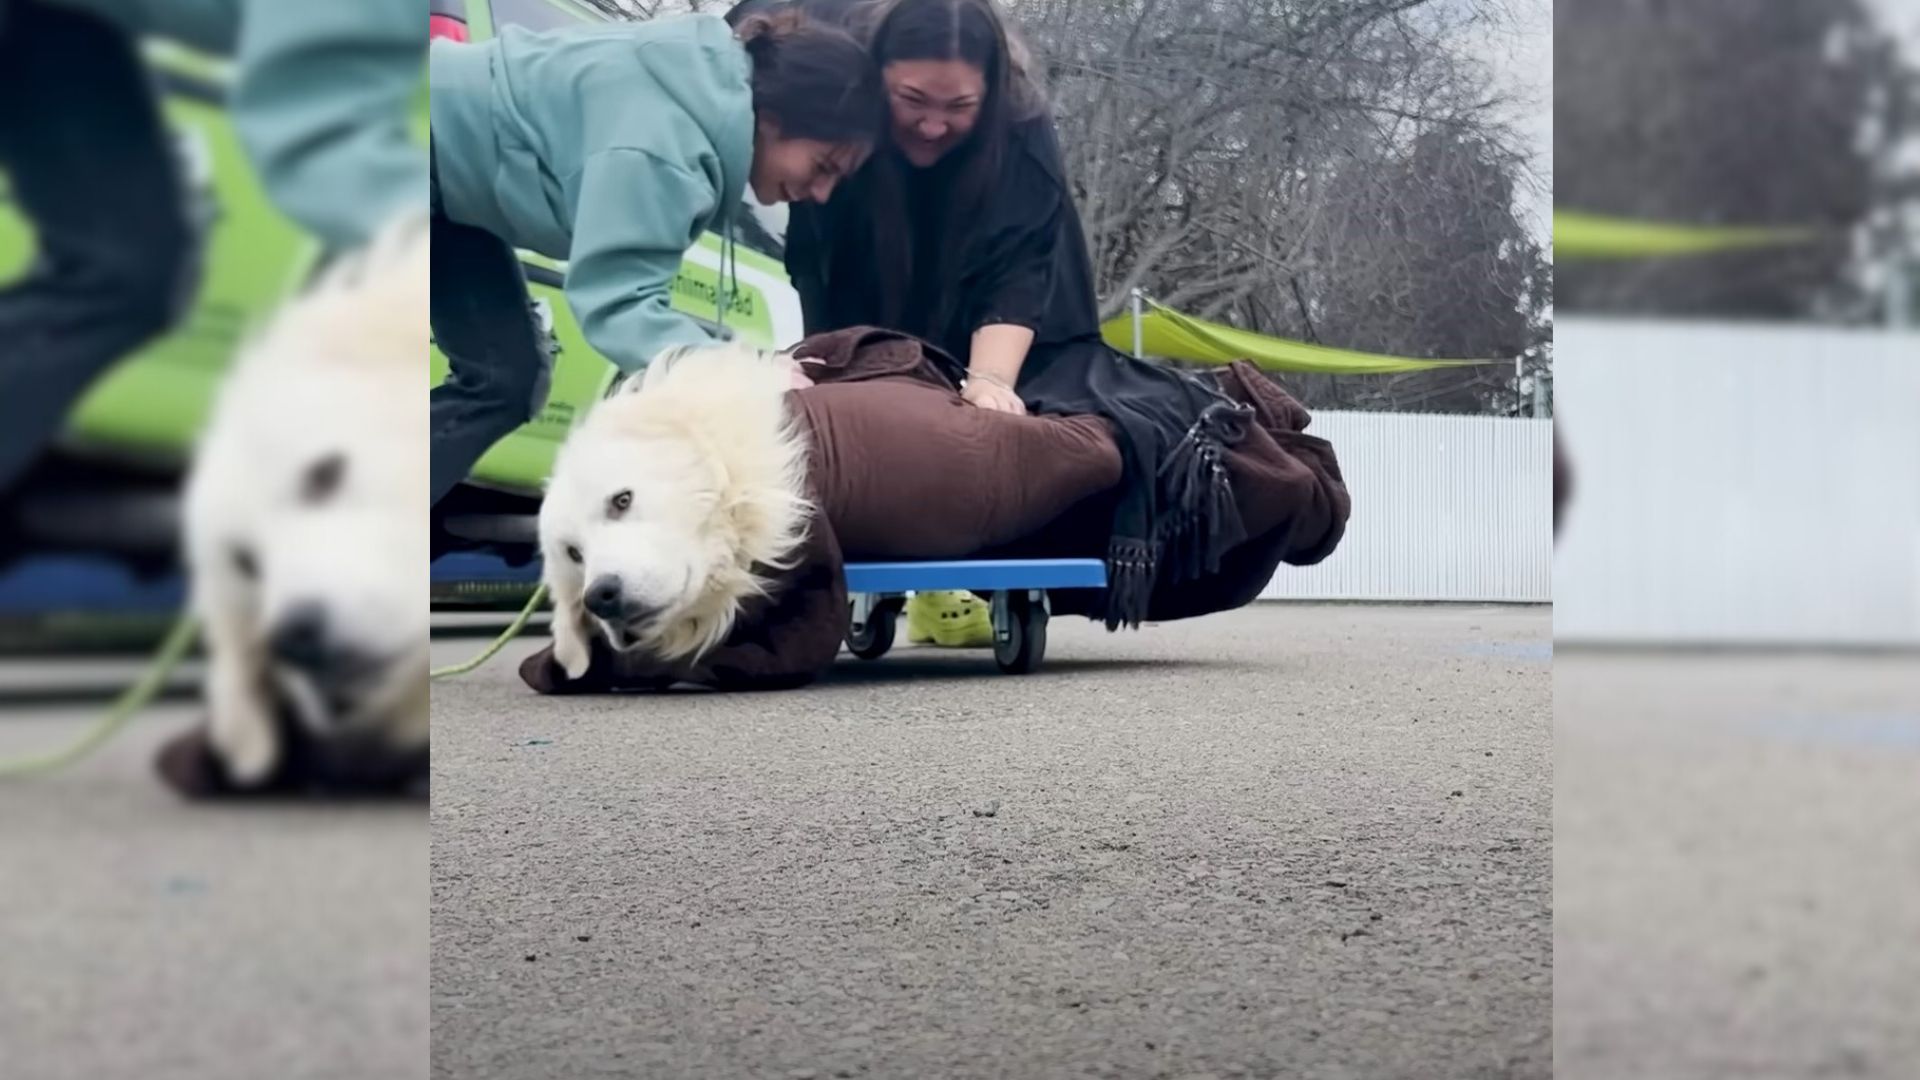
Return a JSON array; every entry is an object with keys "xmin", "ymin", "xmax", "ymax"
[
  {"xmin": 1554, "ymin": 317, "xmax": 1920, "ymax": 647},
  {"xmin": 1260, "ymin": 410, "xmax": 1554, "ymax": 603}
]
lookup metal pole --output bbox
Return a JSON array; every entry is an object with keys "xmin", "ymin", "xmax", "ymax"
[
  {"xmin": 1131, "ymin": 288, "xmax": 1145, "ymax": 359},
  {"xmin": 1889, "ymin": 259, "xmax": 1913, "ymax": 330}
]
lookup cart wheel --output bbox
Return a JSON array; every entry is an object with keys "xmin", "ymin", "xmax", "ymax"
[
  {"xmin": 846, "ymin": 599, "xmax": 899, "ymax": 660},
  {"xmin": 993, "ymin": 591, "xmax": 1048, "ymax": 674}
]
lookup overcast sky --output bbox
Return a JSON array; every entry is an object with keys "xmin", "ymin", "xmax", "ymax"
[
  {"xmin": 1868, "ymin": 0, "xmax": 1920, "ymax": 45},
  {"xmin": 1494, "ymin": 0, "xmax": 1918, "ymax": 247},
  {"xmin": 1476, "ymin": 0, "xmax": 1552, "ymax": 245}
]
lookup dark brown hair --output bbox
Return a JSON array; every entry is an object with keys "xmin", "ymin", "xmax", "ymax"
[{"xmin": 734, "ymin": 10, "xmax": 887, "ymax": 146}]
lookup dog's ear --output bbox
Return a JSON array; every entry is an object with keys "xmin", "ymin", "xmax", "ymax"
[
  {"xmin": 636, "ymin": 344, "xmax": 700, "ymax": 393},
  {"xmin": 547, "ymin": 576, "xmax": 595, "ymax": 680},
  {"xmin": 605, "ymin": 370, "xmax": 646, "ymax": 398}
]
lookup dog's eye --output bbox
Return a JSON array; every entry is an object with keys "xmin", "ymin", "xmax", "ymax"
[
  {"xmin": 607, "ymin": 489, "xmax": 632, "ymax": 516},
  {"xmin": 302, "ymin": 452, "xmax": 347, "ymax": 504},
  {"xmin": 565, "ymin": 545, "xmax": 583, "ymax": 565},
  {"xmin": 231, "ymin": 545, "xmax": 259, "ymax": 580}
]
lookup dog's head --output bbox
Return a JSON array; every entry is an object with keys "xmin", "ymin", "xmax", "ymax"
[
  {"xmin": 188, "ymin": 215, "xmax": 429, "ymax": 742},
  {"xmin": 244, "ymin": 440, "xmax": 427, "ymax": 737},
  {"xmin": 540, "ymin": 343, "xmax": 812, "ymax": 678}
]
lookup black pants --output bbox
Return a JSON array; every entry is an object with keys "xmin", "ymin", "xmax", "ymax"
[
  {"xmin": 0, "ymin": 0, "xmax": 199, "ymax": 497},
  {"xmin": 429, "ymin": 151, "xmax": 554, "ymax": 506}
]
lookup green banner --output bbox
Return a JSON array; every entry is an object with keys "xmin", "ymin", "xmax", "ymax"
[
  {"xmin": 1554, "ymin": 210, "xmax": 1821, "ymax": 260},
  {"xmin": 1098, "ymin": 299, "xmax": 1503, "ymax": 374}
]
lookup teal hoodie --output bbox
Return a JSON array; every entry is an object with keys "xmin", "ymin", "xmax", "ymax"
[
  {"xmin": 44, "ymin": 0, "xmax": 427, "ymax": 251},
  {"xmin": 430, "ymin": 14, "xmax": 754, "ymax": 374}
]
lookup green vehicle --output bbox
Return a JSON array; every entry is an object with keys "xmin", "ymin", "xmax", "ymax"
[
  {"xmin": 0, "ymin": 0, "xmax": 803, "ymax": 593},
  {"xmin": 430, "ymin": 0, "xmax": 801, "ymax": 502},
  {"xmin": 428, "ymin": 0, "xmax": 803, "ymax": 592},
  {"xmin": 0, "ymin": 36, "xmax": 318, "ymax": 580}
]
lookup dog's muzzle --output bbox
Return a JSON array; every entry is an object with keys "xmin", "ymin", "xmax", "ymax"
[
  {"xmin": 583, "ymin": 576, "xmax": 626, "ymax": 621},
  {"xmin": 268, "ymin": 603, "xmax": 391, "ymax": 724},
  {"xmin": 582, "ymin": 575, "xmax": 660, "ymax": 648},
  {"xmin": 583, "ymin": 574, "xmax": 666, "ymax": 622}
]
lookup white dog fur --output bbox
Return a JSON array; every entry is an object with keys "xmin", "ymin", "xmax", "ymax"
[
  {"xmin": 539, "ymin": 342, "xmax": 814, "ymax": 679},
  {"xmin": 182, "ymin": 216, "xmax": 430, "ymax": 785}
]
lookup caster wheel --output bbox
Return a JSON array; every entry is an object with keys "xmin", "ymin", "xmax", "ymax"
[
  {"xmin": 992, "ymin": 590, "xmax": 1048, "ymax": 674},
  {"xmin": 846, "ymin": 598, "xmax": 899, "ymax": 660}
]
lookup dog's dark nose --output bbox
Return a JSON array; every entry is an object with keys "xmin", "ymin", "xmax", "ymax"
[
  {"xmin": 269, "ymin": 603, "xmax": 330, "ymax": 670},
  {"xmin": 583, "ymin": 576, "xmax": 625, "ymax": 620}
]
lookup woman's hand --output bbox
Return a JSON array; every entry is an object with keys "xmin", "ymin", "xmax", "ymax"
[
  {"xmin": 963, "ymin": 325, "xmax": 1037, "ymax": 415},
  {"xmin": 962, "ymin": 375, "xmax": 1028, "ymax": 415}
]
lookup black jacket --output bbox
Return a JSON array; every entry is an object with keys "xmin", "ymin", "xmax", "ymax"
[{"xmin": 727, "ymin": 0, "xmax": 1256, "ymax": 627}]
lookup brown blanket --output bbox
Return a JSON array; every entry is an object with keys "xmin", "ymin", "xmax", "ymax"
[
  {"xmin": 154, "ymin": 717, "xmax": 429, "ymax": 800},
  {"xmin": 1553, "ymin": 424, "xmax": 1571, "ymax": 536},
  {"xmin": 520, "ymin": 329, "xmax": 1349, "ymax": 694}
]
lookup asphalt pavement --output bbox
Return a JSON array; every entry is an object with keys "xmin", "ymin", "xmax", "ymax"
[
  {"xmin": 1555, "ymin": 648, "xmax": 1920, "ymax": 1080},
  {"xmin": 0, "ymin": 659, "xmax": 426, "ymax": 1080},
  {"xmin": 430, "ymin": 603, "xmax": 1552, "ymax": 1080}
]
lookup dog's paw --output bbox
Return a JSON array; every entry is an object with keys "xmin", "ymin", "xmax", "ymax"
[
  {"xmin": 211, "ymin": 714, "xmax": 280, "ymax": 788},
  {"xmin": 555, "ymin": 634, "xmax": 593, "ymax": 680},
  {"xmin": 520, "ymin": 644, "xmax": 599, "ymax": 694}
]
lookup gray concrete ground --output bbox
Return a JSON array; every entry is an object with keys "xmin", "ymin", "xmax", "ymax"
[
  {"xmin": 0, "ymin": 664, "xmax": 426, "ymax": 1080},
  {"xmin": 1555, "ymin": 650, "xmax": 1920, "ymax": 1080},
  {"xmin": 431, "ymin": 603, "xmax": 1551, "ymax": 1080}
]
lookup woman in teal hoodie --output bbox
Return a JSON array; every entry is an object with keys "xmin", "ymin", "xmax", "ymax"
[
  {"xmin": 429, "ymin": 11, "xmax": 885, "ymax": 505},
  {"xmin": 0, "ymin": 0, "xmax": 425, "ymax": 498}
]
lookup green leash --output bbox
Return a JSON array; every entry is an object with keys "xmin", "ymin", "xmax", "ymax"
[
  {"xmin": 431, "ymin": 583, "xmax": 549, "ymax": 679},
  {"xmin": 0, "ymin": 613, "xmax": 200, "ymax": 778},
  {"xmin": 0, "ymin": 576, "xmax": 545, "ymax": 777}
]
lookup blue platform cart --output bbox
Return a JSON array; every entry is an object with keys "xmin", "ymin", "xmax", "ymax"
[
  {"xmin": 431, "ymin": 553, "xmax": 1109, "ymax": 675},
  {"xmin": 842, "ymin": 558, "xmax": 1108, "ymax": 674}
]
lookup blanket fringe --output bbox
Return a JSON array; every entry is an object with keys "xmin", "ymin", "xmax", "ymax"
[
  {"xmin": 1101, "ymin": 401, "xmax": 1252, "ymax": 629},
  {"xmin": 1153, "ymin": 401, "xmax": 1251, "ymax": 581},
  {"xmin": 1103, "ymin": 537, "xmax": 1161, "ymax": 630}
]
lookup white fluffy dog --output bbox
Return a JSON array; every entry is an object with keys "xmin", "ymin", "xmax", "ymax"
[
  {"xmin": 540, "ymin": 343, "xmax": 813, "ymax": 679},
  {"xmin": 182, "ymin": 217, "xmax": 429, "ymax": 787}
]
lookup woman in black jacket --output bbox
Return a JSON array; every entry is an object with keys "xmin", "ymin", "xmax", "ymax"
[
  {"xmin": 730, "ymin": 0, "xmax": 1259, "ymax": 631},
  {"xmin": 730, "ymin": 0, "xmax": 1095, "ymax": 415}
]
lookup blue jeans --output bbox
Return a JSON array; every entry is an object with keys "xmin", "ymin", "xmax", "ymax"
[
  {"xmin": 429, "ymin": 152, "xmax": 554, "ymax": 505},
  {"xmin": 0, "ymin": 0, "xmax": 200, "ymax": 497}
]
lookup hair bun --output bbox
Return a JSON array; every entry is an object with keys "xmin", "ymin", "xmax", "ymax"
[{"xmin": 735, "ymin": 9, "xmax": 805, "ymax": 59}]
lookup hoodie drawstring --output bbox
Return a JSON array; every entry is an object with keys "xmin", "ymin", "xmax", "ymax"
[{"xmin": 717, "ymin": 215, "xmax": 740, "ymax": 341}]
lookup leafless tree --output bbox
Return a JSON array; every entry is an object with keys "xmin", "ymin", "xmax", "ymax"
[
  {"xmin": 597, "ymin": 0, "xmax": 1555, "ymax": 412},
  {"xmin": 575, "ymin": 0, "xmax": 714, "ymax": 19},
  {"xmin": 1011, "ymin": 0, "xmax": 1549, "ymax": 412},
  {"xmin": 1556, "ymin": 0, "xmax": 1918, "ymax": 322}
]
